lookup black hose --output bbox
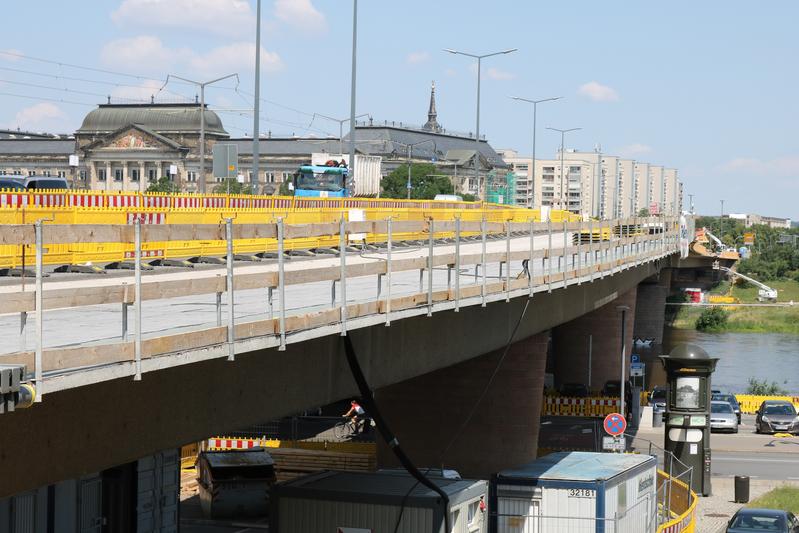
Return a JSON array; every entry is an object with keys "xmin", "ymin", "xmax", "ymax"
[{"xmin": 342, "ymin": 336, "xmax": 451, "ymax": 533}]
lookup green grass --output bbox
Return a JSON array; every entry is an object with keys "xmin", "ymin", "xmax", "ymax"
[
  {"xmin": 670, "ymin": 279, "xmax": 799, "ymax": 334},
  {"xmin": 748, "ymin": 486, "xmax": 799, "ymax": 513}
]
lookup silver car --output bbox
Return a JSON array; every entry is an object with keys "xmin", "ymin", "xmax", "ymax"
[{"xmin": 710, "ymin": 400, "xmax": 739, "ymax": 433}]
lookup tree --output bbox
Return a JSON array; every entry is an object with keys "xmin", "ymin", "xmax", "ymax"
[
  {"xmin": 146, "ymin": 176, "xmax": 181, "ymax": 194},
  {"xmin": 695, "ymin": 306, "xmax": 728, "ymax": 332},
  {"xmin": 637, "ymin": 208, "xmax": 650, "ymax": 217},
  {"xmin": 746, "ymin": 377, "xmax": 787, "ymax": 396},
  {"xmin": 380, "ymin": 163, "xmax": 454, "ymax": 199},
  {"xmin": 461, "ymin": 193, "xmax": 477, "ymax": 202},
  {"xmin": 213, "ymin": 178, "xmax": 254, "ymax": 195}
]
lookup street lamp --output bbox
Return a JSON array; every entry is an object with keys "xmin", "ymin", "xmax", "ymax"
[
  {"xmin": 509, "ymin": 96, "xmax": 562, "ymax": 209},
  {"xmin": 546, "ymin": 127, "xmax": 581, "ymax": 212},
  {"xmin": 313, "ymin": 113, "xmax": 371, "ymax": 156},
  {"xmin": 443, "ymin": 47, "xmax": 518, "ymax": 201},
  {"xmin": 167, "ymin": 73, "xmax": 239, "ymax": 194},
  {"xmin": 347, "ymin": 0, "xmax": 359, "ymax": 195},
  {"xmin": 399, "ymin": 139, "xmax": 437, "ymax": 199},
  {"xmin": 252, "ymin": 0, "xmax": 262, "ymax": 188}
]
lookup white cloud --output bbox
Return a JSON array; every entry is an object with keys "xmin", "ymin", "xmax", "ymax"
[
  {"xmin": 444, "ymin": 68, "xmax": 457, "ymax": 77},
  {"xmin": 719, "ymin": 156, "xmax": 799, "ymax": 177},
  {"xmin": 486, "ymin": 67, "xmax": 515, "ymax": 81},
  {"xmin": 273, "ymin": 0, "xmax": 325, "ymax": 31},
  {"xmin": 406, "ymin": 51, "xmax": 430, "ymax": 65},
  {"xmin": 100, "ymin": 36, "xmax": 282, "ymax": 78},
  {"xmin": 618, "ymin": 143, "xmax": 652, "ymax": 158},
  {"xmin": 111, "ymin": 0, "xmax": 255, "ymax": 36},
  {"xmin": 7, "ymin": 103, "xmax": 69, "ymax": 133},
  {"xmin": 578, "ymin": 81, "xmax": 620, "ymax": 102}
]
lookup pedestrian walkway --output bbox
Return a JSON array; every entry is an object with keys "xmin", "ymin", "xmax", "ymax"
[{"xmin": 696, "ymin": 477, "xmax": 799, "ymax": 533}]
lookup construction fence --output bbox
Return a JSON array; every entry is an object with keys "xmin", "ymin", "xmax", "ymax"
[{"xmin": 735, "ymin": 394, "xmax": 799, "ymax": 414}]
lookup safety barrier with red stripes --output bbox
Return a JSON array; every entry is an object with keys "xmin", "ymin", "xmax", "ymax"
[
  {"xmin": 207, "ymin": 437, "xmax": 265, "ymax": 450},
  {"xmin": 542, "ymin": 396, "xmax": 621, "ymax": 417}
]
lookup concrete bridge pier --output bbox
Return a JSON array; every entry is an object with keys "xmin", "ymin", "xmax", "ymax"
[
  {"xmin": 551, "ymin": 288, "xmax": 637, "ymax": 392},
  {"xmin": 634, "ymin": 269, "xmax": 672, "ymax": 345},
  {"xmin": 374, "ymin": 330, "xmax": 550, "ymax": 480}
]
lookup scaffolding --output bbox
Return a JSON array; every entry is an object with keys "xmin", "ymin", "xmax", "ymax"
[{"xmin": 485, "ymin": 170, "xmax": 517, "ymax": 205}]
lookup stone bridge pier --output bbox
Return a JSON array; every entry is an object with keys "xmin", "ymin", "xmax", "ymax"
[{"xmin": 374, "ymin": 331, "xmax": 550, "ymax": 479}]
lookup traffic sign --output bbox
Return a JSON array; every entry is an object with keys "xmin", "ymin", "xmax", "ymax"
[
  {"xmin": 602, "ymin": 435, "xmax": 626, "ymax": 452},
  {"xmin": 603, "ymin": 413, "xmax": 627, "ymax": 436},
  {"xmin": 631, "ymin": 355, "xmax": 640, "ymax": 363},
  {"xmin": 630, "ymin": 362, "xmax": 645, "ymax": 377}
]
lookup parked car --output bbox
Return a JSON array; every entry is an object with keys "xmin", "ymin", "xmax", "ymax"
[
  {"xmin": 0, "ymin": 174, "xmax": 68, "ymax": 190},
  {"xmin": 710, "ymin": 400, "xmax": 739, "ymax": 433},
  {"xmin": 559, "ymin": 382, "xmax": 590, "ymax": 398},
  {"xmin": 0, "ymin": 177, "xmax": 26, "ymax": 190},
  {"xmin": 726, "ymin": 508, "xmax": 799, "ymax": 533},
  {"xmin": 712, "ymin": 393, "xmax": 742, "ymax": 423},
  {"xmin": 755, "ymin": 400, "xmax": 799, "ymax": 435}
]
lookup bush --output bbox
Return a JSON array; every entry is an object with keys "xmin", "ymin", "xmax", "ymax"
[
  {"xmin": 695, "ymin": 306, "xmax": 728, "ymax": 331},
  {"xmin": 746, "ymin": 378, "xmax": 787, "ymax": 396}
]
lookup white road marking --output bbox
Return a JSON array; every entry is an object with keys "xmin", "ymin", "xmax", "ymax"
[{"xmin": 713, "ymin": 457, "xmax": 799, "ymax": 464}]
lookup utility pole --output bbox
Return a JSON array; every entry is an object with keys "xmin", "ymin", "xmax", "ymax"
[
  {"xmin": 252, "ymin": 0, "xmax": 261, "ymax": 188},
  {"xmin": 347, "ymin": 0, "xmax": 358, "ymax": 193},
  {"xmin": 167, "ymin": 73, "xmax": 239, "ymax": 193}
]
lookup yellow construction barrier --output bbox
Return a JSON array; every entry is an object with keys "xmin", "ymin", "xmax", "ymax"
[
  {"xmin": 735, "ymin": 394, "xmax": 799, "ymax": 414},
  {"xmin": 656, "ymin": 470, "xmax": 697, "ymax": 533}
]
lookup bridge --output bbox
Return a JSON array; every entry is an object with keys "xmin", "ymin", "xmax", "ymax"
[{"xmin": 0, "ymin": 193, "xmax": 691, "ymax": 517}]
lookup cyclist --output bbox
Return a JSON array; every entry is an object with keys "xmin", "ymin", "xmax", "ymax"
[{"xmin": 342, "ymin": 400, "xmax": 366, "ymax": 434}]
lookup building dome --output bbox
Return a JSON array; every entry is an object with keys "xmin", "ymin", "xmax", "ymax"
[{"xmin": 77, "ymin": 103, "xmax": 227, "ymax": 136}]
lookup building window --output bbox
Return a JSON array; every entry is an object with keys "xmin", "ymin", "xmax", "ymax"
[
  {"xmin": 0, "ymin": 170, "xmax": 5, "ymax": 175},
  {"xmin": 130, "ymin": 169, "xmax": 140, "ymax": 182},
  {"xmin": 114, "ymin": 169, "xmax": 123, "ymax": 182},
  {"xmin": 28, "ymin": 170, "xmax": 36, "ymax": 176},
  {"xmin": 148, "ymin": 169, "xmax": 157, "ymax": 182},
  {"xmin": 79, "ymin": 170, "xmax": 87, "ymax": 182},
  {"xmin": 187, "ymin": 171, "xmax": 197, "ymax": 182},
  {"xmin": 266, "ymin": 172, "xmax": 275, "ymax": 183},
  {"xmin": 281, "ymin": 171, "xmax": 291, "ymax": 183},
  {"xmin": 98, "ymin": 168, "xmax": 106, "ymax": 182},
  {"xmin": 58, "ymin": 171, "xmax": 66, "ymax": 178},
  {"xmin": 43, "ymin": 170, "xmax": 51, "ymax": 177}
]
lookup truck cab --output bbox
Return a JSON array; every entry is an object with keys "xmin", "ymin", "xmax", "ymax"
[{"xmin": 293, "ymin": 165, "xmax": 349, "ymax": 198}]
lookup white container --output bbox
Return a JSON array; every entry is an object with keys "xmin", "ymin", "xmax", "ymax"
[
  {"xmin": 271, "ymin": 470, "xmax": 488, "ymax": 533},
  {"xmin": 491, "ymin": 451, "xmax": 657, "ymax": 533}
]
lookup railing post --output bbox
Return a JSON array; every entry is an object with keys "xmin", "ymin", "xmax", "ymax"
[
  {"xmin": 454, "ymin": 216, "xmax": 461, "ymax": 312},
  {"xmin": 121, "ymin": 298, "xmax": 128, "ymax": 340},
  {"xmin": 528, "ymin": 219, "xmax": 534, "ymax": 298},
  {"xmin": 547, "ymin": 218, "xmax": 553, "ymax": 293},
  {"xmin": 267, "ymin": 287, "xmax": 273, "ymax": 319},
  {"xmin": 481, "ymin": 217, "xmax": 487, "ymax": 307},
  {"xmin": 134, "ymin": 217, "xmax": 142, "ymax": 380},
  {"xmin": 216, "ymin": 277, "xmax": 222, "ymax": 326},
  {"xmin": 34, "ymin": 219, "xmax": 43, "ymax": 402},
  {"xmin": 339, "ymin": 217, "xmax": 347, "ymax": 336},
  {"xmin": 225, "ymin": 218, "xmax": 235, "ymax": 361},
  {"xmin": 277, "ymin": 217, "xmax": 286, "ymax": 350},
  {"xmin": 385, "ymin": 217, "xmax": 392, "ymax": 326},
  {"xmin": 427, "ymin": 218, "xmax": 434, "ymax": 316},
  {"xmin": 589, "ymin": 218, "xmax": 594, "ymax": 282},
  {"xmin": 562, "ymin": 220, "xmax": 568, "ymax": 283},
  {"xmin": 502, "ymin": 221, "xmax": 510, "ymax": 301},
  {"xmin": 19, "ymin": 311, "xmax": 27, "ymax": 353}
]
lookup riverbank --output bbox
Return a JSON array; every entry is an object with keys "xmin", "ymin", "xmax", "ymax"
[{"xmin": 669, "ymin": 280, "xmax": 799, "ymax": 334}]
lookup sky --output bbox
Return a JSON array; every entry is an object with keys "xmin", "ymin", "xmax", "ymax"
[{"xmin": 1, "ymin": 0, "xmax": 798, "ymax": 218}]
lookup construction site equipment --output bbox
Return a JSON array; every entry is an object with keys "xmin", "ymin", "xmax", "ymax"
[
  {"xmin": 196, "ymin": 448, "xmax": 276, "ymax": 519},
  {"xmin": 716, "ymin": 265, "xmax": 778, "ymax": 302},
  {"xmin": 486, "ymin": 170, "xmax": 516, "ymax": 205}
]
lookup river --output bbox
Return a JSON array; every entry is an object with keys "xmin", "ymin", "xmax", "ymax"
[{"xmin": 634, "ymin": 328, "xmax": 799, "ymax": 394}]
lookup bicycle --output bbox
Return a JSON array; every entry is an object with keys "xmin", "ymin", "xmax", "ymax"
[{"xmin": 333, "ymin": 417, "xmax": 363, "ymax": 440}]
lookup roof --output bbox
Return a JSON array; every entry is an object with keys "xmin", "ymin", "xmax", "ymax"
[
  {"xmin": 274, "ymin": 470, "xmax": 485, "ymax": 507},
  {"xmin": 82, "ymin": 124, "xmax": 185, "ymax": 151},
  {"xmin": 0, "ymin": 139, "xmax": 76, "ymax": 155},
  {"xmin": 497, "ymin": 452, "xmax": 655, "ymax": 483},
  {"xmin": 77, "ymin": 103, "xmax": 227, "ymax": 136}
]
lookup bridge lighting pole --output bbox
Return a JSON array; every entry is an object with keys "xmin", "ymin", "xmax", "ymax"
[
  {"xmin": 167, "ymin": 73, "xmax": 239, "ymax": 194},
  {"xmin": 402, "ymin": 139, "xmax": 437, "ymax": 199},
  {"xmin": 252, "ymin": 0, "xmax": 261, "ymax": 189},
  {"xmin": 347, "ymin": 0, "xmax": 358, "ymax": 195},
  {"xmin": 547, "ymin": 127, "xmax": 581, "ymax": 212},
  {"xmin": 510, "ymin": 96, "xmax": 562, "ymax": 208},
  {"xmin": 443, "ymin": 47, "xmax": 517, "ymax": 201}
]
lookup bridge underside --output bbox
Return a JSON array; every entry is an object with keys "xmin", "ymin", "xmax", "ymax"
[{"xmin": 0, "ymin": 259, "xmax": 667, "ymax": 497}]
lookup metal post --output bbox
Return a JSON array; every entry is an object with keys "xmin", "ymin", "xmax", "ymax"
[
  {"xmin": 505, "ymin": 221, "xmax": 511, "ymax": 301},
  {"xmin": 454, "ymin": 217, "xmax": 461, "ymax": 312},
  {"xmin": 267, "ymin": 287, "xmax": 273, "ymax": 319},
  {"xmin": 122, "ymin": 300, "xmax": 128, "ymax": 340},
  {"xmin": 34, "ymin": 219, "xmax": 43, "ymax": 401},
  {"xmin": 577, "ymin": 220, "xmax": 582, "ymax": 285},
  {"xmin": 547, "ymin": 218, "xmax": 553, "ymax": 293},
  {"xmin": 251, "ymin": 0, "xmax": 261, "ymax": 188},
  {"xmin": 339, "ymin": 217, "xmax": 347, "ymax": 336},
  {"xmin": 406, "ymin": 145, "xmax": 412, "ymax": 199},
  {"xmin": 600, "ymin": 220, "xmax": 606, "ymax": 279},
  {"xmin": 427, "ymin": 218, "xmax": 434, "ymax": 316},
  {"xmin": 385, "ymin": 217, "xmax": 392, "ymax": 326},
  {"xmin": 588, "ymin": 334, "xmax": 593, "ymax": 388},
  {"xmin": 481, "ymin": 217, "xmax": 487, "ymax": 306},
  {"xmin": 476, "ymin": 56, "xmax": 482, "ymax": 200},
  {"xmin": 563, "ymin": 220, "xmax": 568, "ymax": 282},
  {"xmin": 419, "ymin": 269, "xmax": 424, "ymax": 293},
  {"xmin": 199, "ymin": 83, "xmax": 206, "ymax": 193},
  {"xmin": 134, "ymin": 217, "xmax": 142, "ymax": 380},
  {"xmin": 331, "ymin": 281, "xmax": 337, "ymax": 307},
  {"xmin": 528, "ymin": 219, "xmax": 534, "ymax": 297},
  {"xmin": 376, "ymin": 274, "xmax": 382, "ymax": 299},
  {"xmin": 347, "ymin": 0, "xmax": 358, "ymax": 194},
  {"xmin": 589, "ymin": 218, "xmax": 594, "ymax": 282},
  {"xmin": 277, "ymin": 218, "xmax": 286, "ymax": 350},
  {"xmin": 618, "ymin": 305, "xmax": 629, "ymax": 417},
  {"xmin": 19, "ymin": 311, "xmax": 27, "ymax": 353},
  {"xmin": 226, "ymin": 218, "xmax": 235, "ymax": 361}
]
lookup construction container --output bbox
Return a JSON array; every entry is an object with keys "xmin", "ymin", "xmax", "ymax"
[
  {"xmin": 271, "ymin": 469, "xmax": 488, "ymax": 533},
  {"xmin": 197, "ymin": 448, "xmax": 276, "ymax": 519},
  {"xmin": 490, "ymin": 451, "xmax": 657, "ymax": 533}
]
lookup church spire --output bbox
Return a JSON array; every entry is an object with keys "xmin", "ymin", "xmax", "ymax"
[{"xmin": 422, "ymin": 81, "xmax": 442, "ymax": 133}]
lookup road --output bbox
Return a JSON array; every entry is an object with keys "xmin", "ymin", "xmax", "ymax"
[{"xmin": 712, "ymin": 451, "xmax": 799, "ymax": 480}]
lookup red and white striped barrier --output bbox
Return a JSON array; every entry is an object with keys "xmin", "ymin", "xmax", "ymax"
[
  {"xmin": 123, "ymin": 249, "xmax": 164, "ymax": 259},
  {"xmin": 203, "ymin": 197, "xmax": 226, "ymax": 209},
  {"xmin": 173, "ymin": 196, "xmax": 202, "ymax": 209},
  {"xmin": 127, "ymin": 212, "xmax": 165, "ymax": 224},
  {"xmin": 207, "ymin": 437, "xmax": 263, "ymax": 450},
  {"xmin": 0, "ymin": 193, "xmax": 24, "ymax": 208},
  {"xmin": 107, "ymin": 195, "xmax": 140, "ymax": 208},
  {"xmin": 69, "ymin": 194, "xmax": 102, "ymax": 208},
  {"xmin": 143, "ymin": 196, "xmax": 170, "ymax": 209}
]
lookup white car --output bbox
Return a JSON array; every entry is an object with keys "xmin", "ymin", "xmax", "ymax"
[{"xmin": 710, "ymin": 400, "xmax": 739, "ymax": 433}]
